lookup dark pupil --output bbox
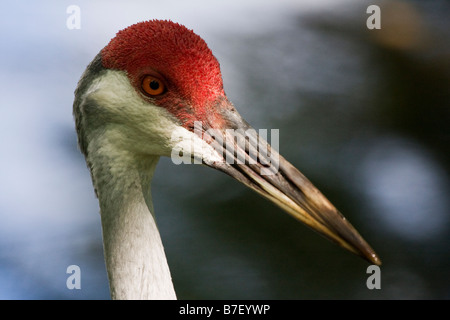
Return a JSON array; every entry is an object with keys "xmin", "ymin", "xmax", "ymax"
[{"xmin": 149, "ymin": 80, "xmax": 160, "ymax": 90}]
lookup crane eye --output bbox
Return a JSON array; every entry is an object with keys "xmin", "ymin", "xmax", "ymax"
[{"xmin": 141, "ymin": 75, "xmax": 165, "ymax": 96}]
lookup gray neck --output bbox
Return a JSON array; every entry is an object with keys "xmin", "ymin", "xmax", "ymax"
[{"xmin": 89, "ymin": 140, "xmax": 176, "ymax": 300}]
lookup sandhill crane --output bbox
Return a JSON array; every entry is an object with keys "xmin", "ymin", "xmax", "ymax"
[{"xmin": 73, "ymin": 20, "xmax": 380, "ymax": 300}]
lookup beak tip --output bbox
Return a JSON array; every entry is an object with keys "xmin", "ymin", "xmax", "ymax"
[{"xmin": 365, "ymin": 251, "xmax": 382, "ymax": 266}]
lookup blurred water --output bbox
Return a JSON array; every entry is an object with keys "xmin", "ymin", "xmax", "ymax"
[{"xmin": 0, "ymin": 0, "xmax": 449, "ymax": 299}]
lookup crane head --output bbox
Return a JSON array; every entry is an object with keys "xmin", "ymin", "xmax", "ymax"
[{"xmin": 74, "ymin": 20, "xmax": 381, "ymax": 266}]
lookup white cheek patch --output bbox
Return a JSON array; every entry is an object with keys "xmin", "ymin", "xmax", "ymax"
[
  {"xmin": 170, "ymin": 125, "xmax": 223, "ymax": 165},
  {"xmin": 88, "ymin": 70, "xmax": 146, "ymax": 115},
  {"xmin": 83, "ymin": 69, "xmax": 224, "ymax": 163}
]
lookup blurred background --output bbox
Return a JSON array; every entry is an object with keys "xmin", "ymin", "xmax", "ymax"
[{"xmin": 0, "ymin": 0, "xmax": 448, "ymax": 299}]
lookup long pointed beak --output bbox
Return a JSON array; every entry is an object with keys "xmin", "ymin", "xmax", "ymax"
[{"xmin": 196, "ymin": 102, "xmax": 381, "ymax": 265}]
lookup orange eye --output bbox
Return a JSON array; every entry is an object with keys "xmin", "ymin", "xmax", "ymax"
[{"xmin": 141, "ymin": 75, "xmax": 165, "ymax": 96}]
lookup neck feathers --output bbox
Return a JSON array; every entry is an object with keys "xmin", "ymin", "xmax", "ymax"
[{"xmin": 88, "ymin": 138, "xmax": 176, "ymax": 299}]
